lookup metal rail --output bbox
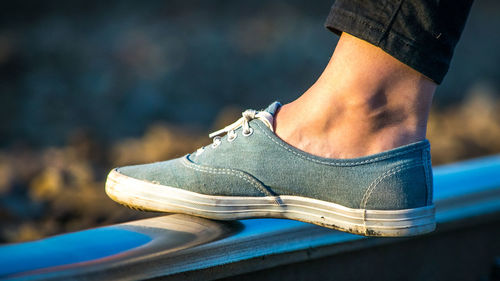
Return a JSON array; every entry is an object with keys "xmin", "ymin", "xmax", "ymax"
[{"xmin": 1, "ymin": 155, "xmax": 500, "ymax": 280}]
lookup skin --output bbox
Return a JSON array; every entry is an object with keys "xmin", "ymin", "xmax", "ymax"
[{"xmin": 274, "ymin": 32, "xmax": 436, "ymax": 159}]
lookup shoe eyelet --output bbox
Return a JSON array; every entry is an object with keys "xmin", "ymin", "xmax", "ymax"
[
  {"xmin": 242, "ymin": 127, "xmax": 254, "ymax": 137},
  {"xmin": 211, "ymin": 136, "xmax": 222, "ymax": 148},
  {"xmin": 227, "ymin": 133, "xmax": 237, "ymax": 142}
]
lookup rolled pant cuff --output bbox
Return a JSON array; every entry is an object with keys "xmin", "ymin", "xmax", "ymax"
[{"xmin": 325, "ymin": 4, "xmax": 449, "ymax": 84}]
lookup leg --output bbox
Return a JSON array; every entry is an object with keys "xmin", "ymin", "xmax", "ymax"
[
  {"xmin": 275, "ymin": 32, "xmax": 435, "ymax": 158},
  {"xmin": 275, "ymin": 0, "xmax": 473, "ymax": 159}
]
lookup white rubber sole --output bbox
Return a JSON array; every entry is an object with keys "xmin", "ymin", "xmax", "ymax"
[{"xmin": 105, "ymin": 169, "xmax": 436, "ymax": 237}]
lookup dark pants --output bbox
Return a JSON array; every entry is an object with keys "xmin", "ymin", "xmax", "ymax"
[{"xmin": 325, "ymin": 0, "xmax": 474, "ymax": 84}]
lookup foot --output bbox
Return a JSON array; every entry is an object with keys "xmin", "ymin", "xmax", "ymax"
[{"xmin": 106, "ymin": 102, "xmax": 435, "ymax": 237}]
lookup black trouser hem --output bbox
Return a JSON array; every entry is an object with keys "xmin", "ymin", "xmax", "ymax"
[{"xmin": 325, "ymin": 4, "xmax": 449, "ymax": 84}]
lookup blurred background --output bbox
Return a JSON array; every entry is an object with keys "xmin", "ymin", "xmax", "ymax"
[{"xmin": 0, "ymin": 0, "xmax": 499, "ymax": 244}]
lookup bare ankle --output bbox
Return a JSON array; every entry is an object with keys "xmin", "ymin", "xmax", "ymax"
[
  {"xmin": 274, "ymin": 99, "xmax": 426, "ymax": 159},
  {"xmin": 274, "ymin": 33, "xmax": 436, "ymax": 159}
]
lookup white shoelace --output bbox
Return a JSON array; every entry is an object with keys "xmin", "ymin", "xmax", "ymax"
[{"xmin": 195, "ymin": 109, "xmax": 274, "ymax": 155}]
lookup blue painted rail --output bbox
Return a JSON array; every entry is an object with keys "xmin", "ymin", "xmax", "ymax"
[{"xmin": 1, "ymin": 155, "xmax": 500, "ymax": 280}]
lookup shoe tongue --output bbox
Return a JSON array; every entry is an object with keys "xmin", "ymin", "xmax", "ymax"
[
  {"xmin": 263, "ymin": 101, "xmax": 282, "ymax": 116},
  {"xmin": 258, "ymin": 101, "xmax": 281, "ymax": 132}
]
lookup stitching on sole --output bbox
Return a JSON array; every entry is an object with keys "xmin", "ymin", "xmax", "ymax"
[{"xmin": 107, "ymin": 170, "xmax": 435, "ymax": 236}]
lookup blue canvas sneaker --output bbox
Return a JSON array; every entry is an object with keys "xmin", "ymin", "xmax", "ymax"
[{"xmin": 106, "ymin": 102, "xmax": 435, "ymax": 237}]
